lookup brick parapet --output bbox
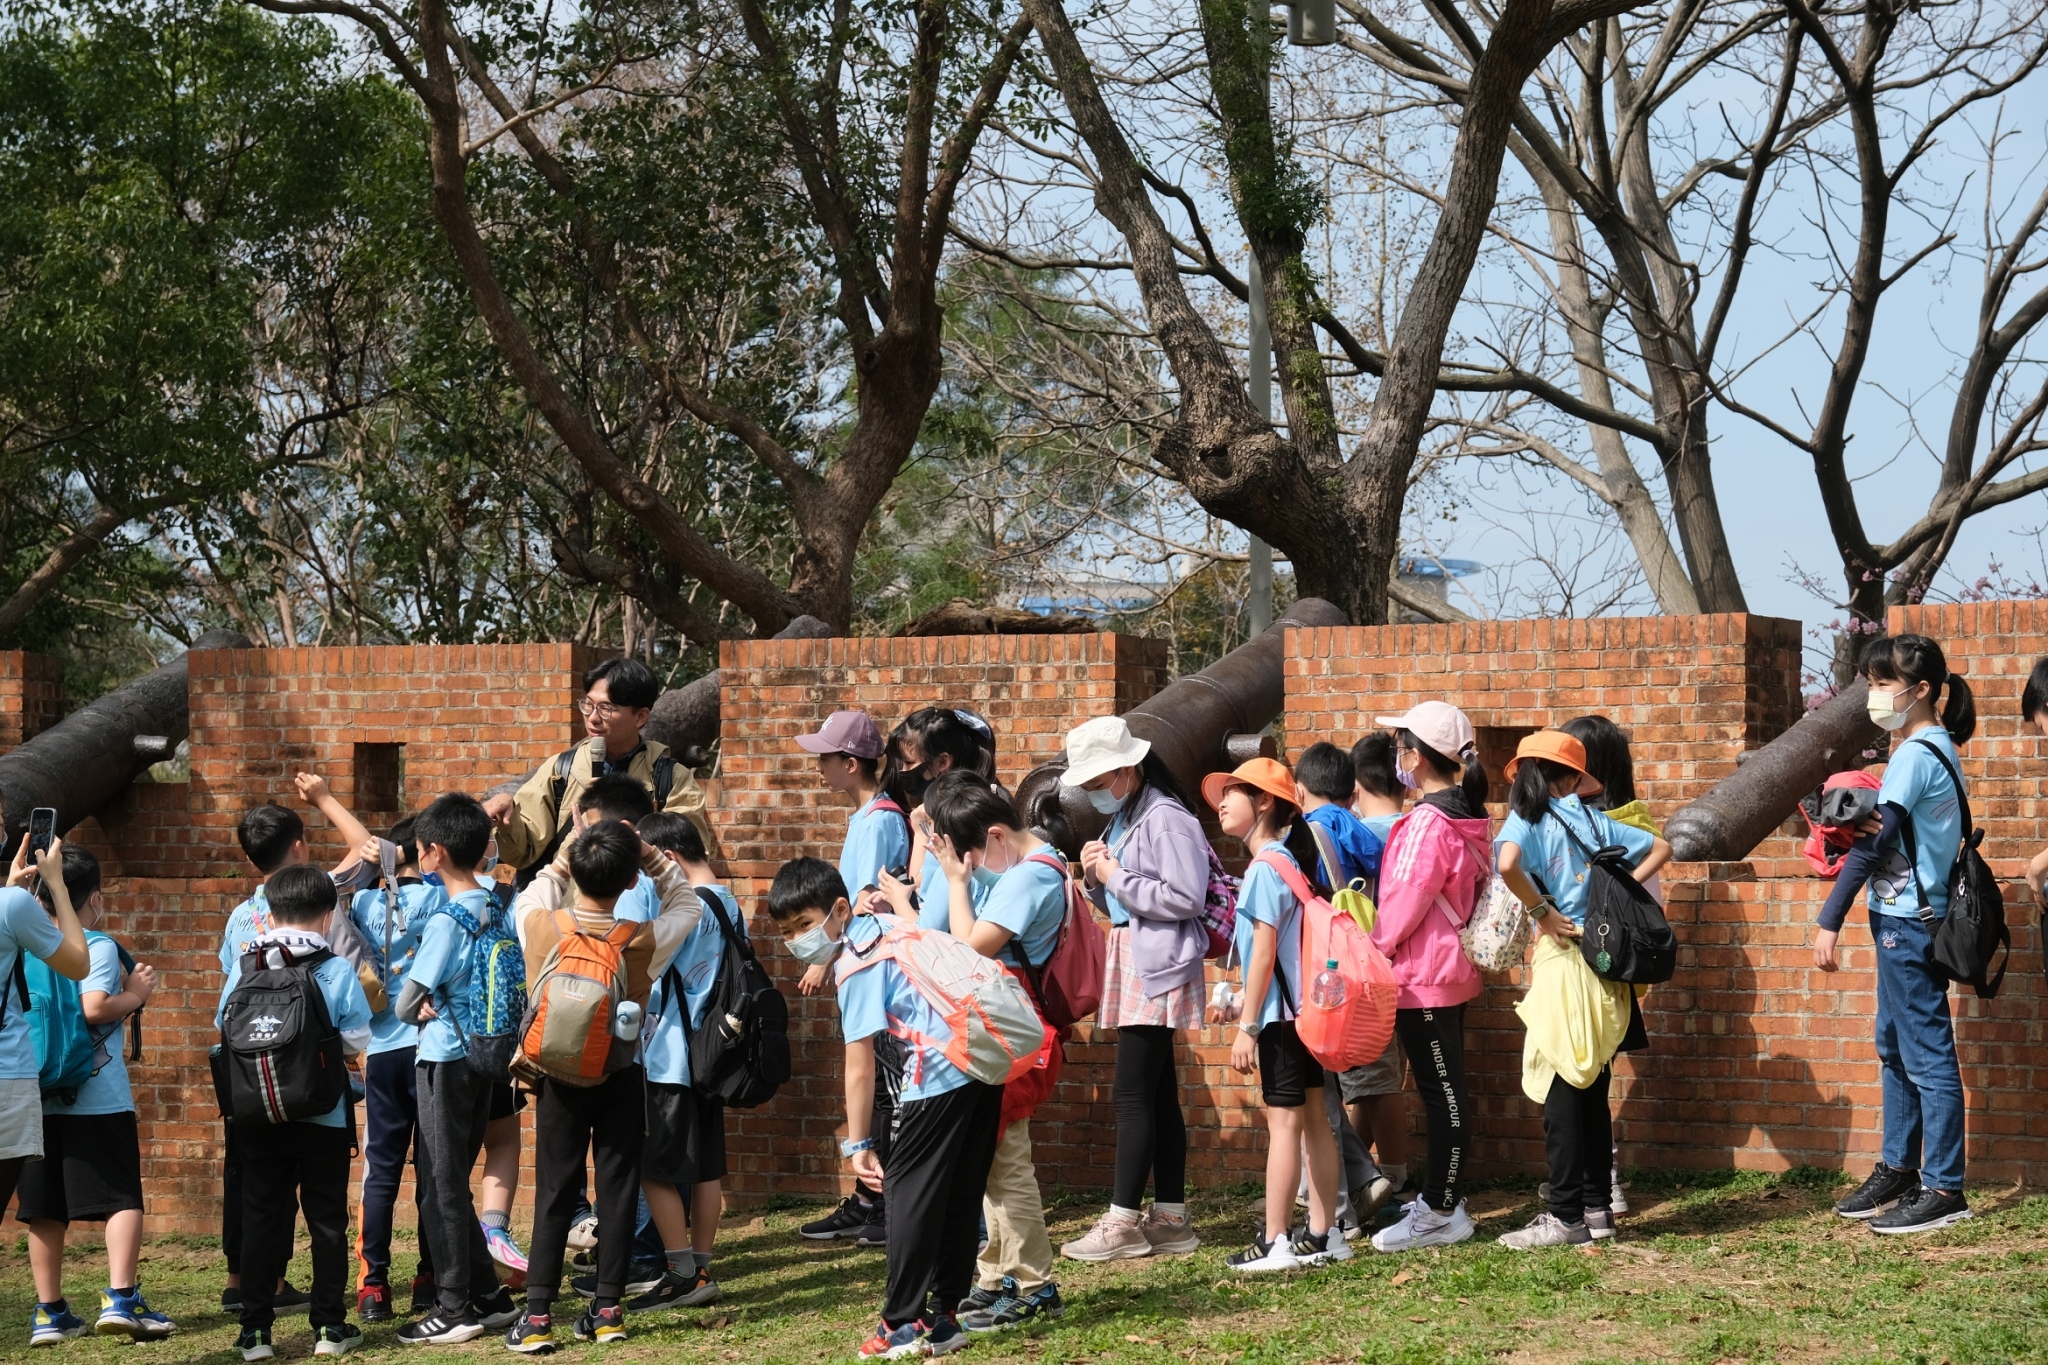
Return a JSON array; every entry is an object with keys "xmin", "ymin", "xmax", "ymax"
[{"xmin": 0, "ymin": 650, "xmax": 63, "ymax": 753}]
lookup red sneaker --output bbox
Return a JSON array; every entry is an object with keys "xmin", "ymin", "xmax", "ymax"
[{"xmin": 356, "ymin": 1283, "xmax": 392, "ymax": 1324}]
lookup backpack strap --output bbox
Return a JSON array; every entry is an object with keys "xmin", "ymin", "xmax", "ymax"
[
  {"xmin": 1898, "ymin": 735, "xmax": 1974, "ymax": 925},
  {"xmin": 1250, "ymin": 851, "xmax": 1309, "ymax": 1016},
  {"xmin": 1305, "ymin": 821, "xmax": 1347, "ymax": 892},
  {"xmin": 653, "ymin": 752, "xmax": 676, "ymax": 809},
  {"xmin": 0, "ymin": 951, "xmax": 25, "ymax": 1029},
  {"xmin": 379, "ymin": 840, "xmax": 400, "ymax": 983},
  {"xmin": 695, "ymin": 887, "xmax": 758, "ymax": 967}
]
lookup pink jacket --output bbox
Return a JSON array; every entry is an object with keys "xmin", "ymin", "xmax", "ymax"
[{"xmin": 1371, "ymin": 804, "xmax": 1492, "ymax": 1009}]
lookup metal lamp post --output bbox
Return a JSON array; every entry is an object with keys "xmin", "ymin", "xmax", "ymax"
[{"xmin": 1245, "ymin": 0, "xmax": 1334, "ymax": 636}]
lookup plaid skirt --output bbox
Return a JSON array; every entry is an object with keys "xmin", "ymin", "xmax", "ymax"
[{"xmin": 1100, "ymin": 923, "xmax": 1204, "ymax": 1029}]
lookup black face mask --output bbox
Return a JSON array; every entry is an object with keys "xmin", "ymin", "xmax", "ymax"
[{"xmin": 897, "ymin": 763, "xmax": 933, "ymax": 806}]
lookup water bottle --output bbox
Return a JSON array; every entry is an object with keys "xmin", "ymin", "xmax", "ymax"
[
  {"xmin": 613, "ymin": 1000, "xmax": 644, "ymax": 1042},
  {"xmin": 1310, "ymin": 959, "xmax": 1347, "ymax": 1010},
  {"xmin": 1207, "ymin": 979, "xmax": 1240, "ymax": 1023}
]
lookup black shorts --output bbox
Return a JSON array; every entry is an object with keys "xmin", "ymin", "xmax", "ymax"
[
  {"xmin": 1256, "ymin": 1022, "xmax": 1323, "ymax": 1108},
  {"xmin": 643, "ymin": 1082, "xmax": 727, "ymax": 1187},
  {"xmin": 488, "ymin": 1080, "xmax": 527, "ymax": 1120},
  {"xmin": 15, "ymin": 1112, "xmax": 145, "ymax": 1224}
]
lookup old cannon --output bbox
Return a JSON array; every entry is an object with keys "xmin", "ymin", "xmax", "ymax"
[
  {"xmin": 1663, "ymin": 679, "xmax": 1882, "ymax": 863},
  {"xmin": 1015, "ymin": 597, "xmax": 1351, "ymax": 855},
  {"xmin": 643, "ymin": 615, "xmax": 836, "ymax": 767},
  {"xmin": 0, "ymin": 629, "xmax": 254, "ymax": 847}
]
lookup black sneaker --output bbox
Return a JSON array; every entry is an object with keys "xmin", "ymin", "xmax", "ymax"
[
  {"xmin": 960, "ymin": 1282, "xmax": 1063, "ymax": 1333},
  {"xmin": 358, "ymin": 1283, "xmax": 393, "ymax": 1324},
  {"xmin": 675, "ymin": 1269, "xmax": 721, "ymax": 1308},
  {"xmin": 236, "ymin": 1326, "xmax": 273, "ymax": 1362},
  {"xmin": 1835, "ymin": 1162, "xmax": 1919, "ymax": 1220},
  {"xmin": 799, "ymin": 1194, "xmax": 880, "ymax": 1241},
  {"xmin": 396, "ymin": 1309, "xmax": 485, "ymax": 1345},
  {"xmin": 313, "ymin": 1323, "xmax": 364, "ymax": 1357},
  {"xmin": 1871, "ymin": 1185, "xmax": 1972, "ymax": 1235},
  {"xmin": 409, "ymin": 1275, "xmax": 437, "ymax": 1314},
  {"xmin": 471, "ymin": 1287, "xmax": 520, "ymax": 1330},
  {"xmin": 272, "ymin": 1284, "xmax": 311, "ymax": 1315},
  {"xmin": 958, "ymin": 1278, "xmax": 1013, "ymax": 1315},
  {"xmin": 504, "ymin": 1311, "xmax": 555, "ymax": 1354},
  {"xmin": 624, "ymin": 1271, "xmax": 692, "ymax": 1312},
  {"xmin": 572, "ymin": 1262, "xmax": 666, "ymax": 1300},
  {"xmin": 569, "ymin": 1251, "xmax": 593, "ymax": 1273},
  {"xmin": 572, "ymin": 1305, "xmax": 625, "ymax": 1345},
  {"xmin": 854, "ymin": 1213, "xmax": 887, "ymax": 1249},
  {"xmin": 220, "ymin": 1287, "xmax": 243, "ymax": 1312}
]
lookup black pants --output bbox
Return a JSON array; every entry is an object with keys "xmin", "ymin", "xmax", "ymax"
[
  {"xmin": 1111, "ymin": 1025, "xmax": 1186, "ymax": 1209},
  {"xmin": 882, "ymin": 1081, "xmax": 1002, "ymax": 1329},
  {"xmin": 222, "ymin": 1122, "xmax": 245, "ymax": 1274},
  {"xmin": 415, "ymin": 1060, "xmax": 499, "ymax": 1314},
  {"xmin": 864, "ymin": 1034, "xmax": 904, "ymax": 1203},
  {"xmin": 238, "ymin": 1121, "xmax": 353, "ymax": 1332},
  {"xmin": 358, "ymin": 1048, "xmax": 432, "ymax": 1289},
  {"xmin": 528, "ymin": 1067, "xmax": 646, "ymax": 1308},
  {"xmin": 1543, "ymin": 1067, "xmax": 1612, "ymax": 1223},
  {"xmin": 0, "ymin": 1156, "xmax": 23, "ymax": 1215},
  {"xmin": 1394, "ymin": 1005, "xmax": 1469, "ymax": 1213}
]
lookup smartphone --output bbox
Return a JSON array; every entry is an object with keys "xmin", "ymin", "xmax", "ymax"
[{"xmin": 26, "ymin": 807, "xmax": 57, "ymax": 858}]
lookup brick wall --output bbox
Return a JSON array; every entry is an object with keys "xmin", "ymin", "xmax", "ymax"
[{"xmin": 0, "ymin": 650, "xmax": 63, "ymax": 752}]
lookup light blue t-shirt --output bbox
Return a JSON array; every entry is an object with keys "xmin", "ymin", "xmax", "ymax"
[
  {"xmin": 218, "ymin": 888, "xmax": 270, "ymax": 980},
  {"xmin": 612, "ymin": 872, "xmax": 660, "ymax": 924},
  {"xmin": 1871, "ymin": 729, "xmax": 1965, "ymax": 920},
  {"xmin": 0, "ymin": 889, "xmax": 64, "ymax": 1081},
  {"xmin": 643, "ymin": 885, "xmax": 745, "ymax": 1086},
  {"xmin": 980, "ymin": 856, "xmax": 1067, "ymax": 971},
  {"xmin": 840, "ymin": 797, "xmax": 910, "ymax": 899},
  {"xmin": 409, "ymin": 888, "xmax": 496, "ymax": 1063},
  {"xmin": 44, "ymin": 933, "xmax": 133, "ymax": 1114},
  {"xmin": 350, "ymin": 881, "xmax": 437, "ymax": 1055},
  {"xmin": 1495, "ymin": 795, "xmax": 1657, "ymax": 927},
  {"xmin": 217, "ymin": 941, "xmax": 371, "ymax": 1127},
  {"xmin": 1234, "ymin": 841, "xmax": 1305, "ymax": 1026},
  {"xmin": 837, "ymin": 916, "xmax": 970, "ymax": 1103},
  {"xmin": 917, "ymin": 850, "xmax": 994, "ymax": 932}
]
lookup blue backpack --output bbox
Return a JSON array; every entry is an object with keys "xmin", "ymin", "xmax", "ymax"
[
  {"xmin": 27, "ymin": 931, "xmax": 137, "ymax": 1104},
  {"xmin": 431, "ymin": 898, "xmax": 526, "ymax": 1079}
]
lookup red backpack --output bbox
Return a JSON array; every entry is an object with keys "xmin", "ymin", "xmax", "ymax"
[{"xmin": 1017, "ymin": 853, "xmax": 1107, "ymax": 1028}]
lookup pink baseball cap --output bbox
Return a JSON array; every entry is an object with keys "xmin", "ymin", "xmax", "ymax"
[
  {"xmin": 795, "ymin": 710, "xmax": 884, "ymax": 760},
  {"xmin": 1374, "ymin": 700, "xmax": 1477, "ymax": 760}
]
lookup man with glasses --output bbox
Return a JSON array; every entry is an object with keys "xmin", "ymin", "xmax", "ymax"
[{"xmin": 485, "ymin": 659, "xmax": 712, "ymax": 879}]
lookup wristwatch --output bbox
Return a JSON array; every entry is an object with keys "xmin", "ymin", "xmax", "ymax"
[
  {"xmin": 840, "ymin": 1137, "xmax": 876, "ymax": 1158},
  {"xmin": 1237, "ymin": 1020, "xmax": 1262, "ymax": 1037}
]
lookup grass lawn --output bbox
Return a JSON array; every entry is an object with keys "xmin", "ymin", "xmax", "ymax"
[{"xmin": 3, "ymin": 1168, "xmax": 2045, "ymax": 1364}]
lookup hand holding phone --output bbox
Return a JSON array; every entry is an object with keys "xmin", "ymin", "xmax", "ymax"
[{"xmin": 27, "ymin": 807, "xmax": 57, "ymax": 858}]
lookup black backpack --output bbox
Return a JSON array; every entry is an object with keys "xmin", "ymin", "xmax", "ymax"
[
  {"xmin": 1552, "ymin": 814, "xmax": 1678, "ymax": 986},
  {"xmin": 1901, "ymin": 738, "xmax": 2010, "ymax": 999},
  {"xmin": 685, "ymin": 888, "xmax": 790, "ymax": 1108},
  {"xmin": 220, "ymin": 945, "xmax": 348, "ymax": 1126}
]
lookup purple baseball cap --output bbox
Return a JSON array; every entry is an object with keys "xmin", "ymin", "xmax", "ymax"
[{"xmin": 794, "ymin": 709, "xmax": 884, "ymax": 760}]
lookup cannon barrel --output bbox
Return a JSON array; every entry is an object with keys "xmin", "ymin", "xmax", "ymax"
[
  {"xmin": 0, "ymin": 629, "xmax": 254, "ymax": 845},
  {"xmin": 644, "ymin": 615, "xmax": 836, "ymax": 766},
  {"xmin": 1016, "ymin": 597, "xmax": 1350, "ymax": 854},
  {"xmin": 1664, "ymin": 679, "xmax": 1880, "ymax": 863}
]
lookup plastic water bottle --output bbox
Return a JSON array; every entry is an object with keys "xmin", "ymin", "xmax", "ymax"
[
  {"xmin": 1310, "ymin": 959, "xmax": 1347, "ymax": 1010},
  {"xmin": 613, "ymin": 1001, "xmax": 644, "ymax": 1042}
]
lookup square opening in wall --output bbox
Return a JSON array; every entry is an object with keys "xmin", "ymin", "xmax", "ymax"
[
  {"xmin": 1474, "ymin": 725, "xmax": 1538, "ymax": 798},
  {"xmin": 354, "ymin": 742, "xmax": 405, "ymax": 814}
]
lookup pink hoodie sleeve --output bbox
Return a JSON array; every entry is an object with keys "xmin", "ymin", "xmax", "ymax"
[{"xmin": 1371, "ymin": 810, "xmax": 1456, "ymax": 955}]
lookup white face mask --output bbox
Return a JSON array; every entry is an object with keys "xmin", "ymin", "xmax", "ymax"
[
  {"xmin": 1395, "ymin": 750, "xmax": 1420, "ymax": 790},
  {"xmin": 1867, "ymin": 684, "xmax": 1916, "ymax": 732},
  {"xmin": 787, "ymin": 919, "xmax": 841, "ymax": 965},
  {"xmin": 1087, "ymin": 787, "xmax": 1124, "ymax": 815}
]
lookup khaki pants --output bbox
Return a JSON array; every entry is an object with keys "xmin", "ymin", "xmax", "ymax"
[{"xmin": 975, "ymin": 1118, "xmax": 1055, "ymax": 1294}]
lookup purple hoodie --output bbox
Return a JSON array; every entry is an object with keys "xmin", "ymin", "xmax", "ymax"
[{"xmin": 1091, "ymin": 785, "xmax": 1209, "ymax": 999}]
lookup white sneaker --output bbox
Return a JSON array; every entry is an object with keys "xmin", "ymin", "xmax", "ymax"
[
  {"xmin": 1290, "ymin": 1228, "xmax": 1352, "ymax": 1266},
  {"xmin": 1225, "ymin": 1235, "xmax": 1300, "ymax": 1273},
  {"xmin": 566, "ymin": 1214, "xmax": 598, "ymax": 1251},
  {"xmin": 1371, "ymin": 1201, "xmax": 1474, "ymax": 1252},
  {"xmin": 1498, "ymin": 1212, "xmax": 1592, "ymax": 1251},
  {"xmin": 1585, "ymin": 1208, "xmax": 1616, "ymax": 1241},
  {"xmin": 1610, "ymin": 1170, "xmax": 1629, "ymax": 1216}
]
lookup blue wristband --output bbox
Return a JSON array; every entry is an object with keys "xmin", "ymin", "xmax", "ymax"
[{"xmin": 840, "ymin": 1137, "xmax": 875, "ymax": 1158}]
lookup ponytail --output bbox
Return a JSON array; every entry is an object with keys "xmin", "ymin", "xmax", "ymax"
[
  {"xmin": 1398, "ymin": 728, "xmax": 1490, "ymax": 809},
  {"xmin": 1251, "ymin": 794, "xmax": 1330, "ymax": 897},
  {"xmin": 1509, "ymin": 757, "xmax": 1578, "ymax": 825},
  {"xmin": 1861, "ymin": 633, "xmax": 1977, "ymax": 746}
]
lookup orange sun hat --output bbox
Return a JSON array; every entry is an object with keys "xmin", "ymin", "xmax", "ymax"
[
  {"xmin": 1201, "ymin": 757, "xmax": 1298, "ymax": 812},
  {"xmin": 1503, "ymin": 729, "xmax": 1599, "ymax": 789}
]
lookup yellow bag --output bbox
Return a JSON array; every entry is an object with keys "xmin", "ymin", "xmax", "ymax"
[
  {"xmin": 1332, "ymin": 881, "xmax": 1377, "ymax": 934},
  {"xmin": 1516, "ymin": 934, "xmax": 1630, "ymax": 1103}
]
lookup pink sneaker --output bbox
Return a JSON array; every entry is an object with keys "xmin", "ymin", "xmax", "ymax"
[
  {"xmin": 1060, "ymin": 1211, "xmax": 1151, "ymax": 1262},
  {"xmin": 1138, "ymin": 1207, "xmax": 1200, "ymax": 1255}
]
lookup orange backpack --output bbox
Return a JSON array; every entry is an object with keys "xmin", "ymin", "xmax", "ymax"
[{"xmin": 513, "ymin": 911, "xmax": 638, "ymax": 1086}]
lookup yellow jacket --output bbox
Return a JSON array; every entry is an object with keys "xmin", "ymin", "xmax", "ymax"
[
  {"xmin": 1517, "ymin": 934, "xmax": 1632, "ymax": 1102},
  {"xmin": 496, "ymin": 738, "xmax": 711, "ymax": 871}
]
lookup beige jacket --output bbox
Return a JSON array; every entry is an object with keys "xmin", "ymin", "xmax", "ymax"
[
  {"xmin": 496, "ymin": 737, "xmax": 711, "ymax": 871},
  {"xmin": 512, "ymin": 847, "xmax": 703, "ymax": 1007}
]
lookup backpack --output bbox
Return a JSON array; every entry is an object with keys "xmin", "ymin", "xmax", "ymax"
[
  {"xmin": 432, "ymin": 896, "xmax": 527, "ymax": 1079},
  {"xmin": 836, "ymin": 914, "xmax": 1051, "ymax": 1086},
  {"xmin": 1901, "ymin": 738, "xmax": 2010, "ymax": 999},
  {"xmin": 1448, "ymin": 876, "xmax": 1531, "ymax": 973},
  {"xmin": 687, "ymin": 887, "xmax": 792, "ymax": 1108},
  {"xmin": 1550, "ymin": 815, "xmax": 1677, "ymax": 986},
  {"xmin": 1800, "ymin": 770, "xmax": 1884, "ymax": 877},
  {"xmin": 522, "ymin": 744, "xmax": 679, "ymax": 885},
  {"xmin": 1014, "ymin": 854, "xmax": 1107, "ymax": 1029},
  {"xmin": 220, "ymin": 945, "xmax": 348, "ymax": 1125},
  {"xmin": 1305, "ymin": 822, "xmax": 1378, "ymax": 933},
  {"xmin": 27, "ymin": 931, "xmax": 141, "ymax": 1103},
  {"xmin": 514, "ymin": 910, "xmax": 638, "ymax": 1087},
  {"xmin": 1254, "ymin": 850, "xmax": 1397, "ymax": 1071}
]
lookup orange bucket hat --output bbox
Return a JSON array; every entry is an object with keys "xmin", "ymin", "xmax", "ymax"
[
  {"xmin": 1503, "ymin": 729, "xmax": 1598, "ymax": 788},
  {"xmin": 1201, "ymin": 757, "xmax": 1298, "ymax": 812}
]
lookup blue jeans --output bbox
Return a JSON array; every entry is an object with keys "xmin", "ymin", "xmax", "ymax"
[{"xmin": 1871, "ymin": 908, "xmax": 1966, "ymax": 1192}]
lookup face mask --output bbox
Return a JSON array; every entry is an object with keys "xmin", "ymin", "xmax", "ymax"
[
  {"xmin": 1087, "ymin": 787, "xmax": 1124, "ymax": 815},
  {"xmin": 481, "ymin": 844, "xmax": 499, "ymax": 873},
  {"xmin": 1867, "ymin": 685, "xmax": 1914, "ymax": 732},
  {"xmin": 788, "ymin": 921, "xmax": 840, "ymax": 965},
  {"xmin": 897, "ymin": 765, "xmax": 932, "ymax": 806},
  {"xmin": 1395, "ymin": 752, "xmax": 1420, "ymax": 791}
]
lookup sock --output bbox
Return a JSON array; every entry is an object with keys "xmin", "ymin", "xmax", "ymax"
[
  {"xmin": 1107, "ymin": 1204, "xmax": 1142, "ymax": 1222},
  {"xmin": 39, "ymin": 1300, "xmax": 66, "ymax": 1313},
  {"xmin": 481, "ymin": 1210, "xmax": 510, "ymax": 1232},
  {"xmin": 112, "ymin": 1286, "xmax": 137, "ymax": 1298},
  {"xmin": 591, "ymin": 1297, "xmax": 619, "ymax": 1314},
  {"xmin": 1152, "ymin": 1202, "xmax": 1187, "ymax": 1220},
  {"xmin": 665, "ymin": 1249, "xmax": 691, "ymax": 1275},
  {"xmin": 693, "ymin": 1252, "xmax": 712, "ymax": 1275},
  {"xmin": 527, "ymin": 1290, "xmax": 551, "ymax": 1315},
  {"xmin": 1380, "ymin": 1163, "xmax": 1408, "ymax": 1187}
]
